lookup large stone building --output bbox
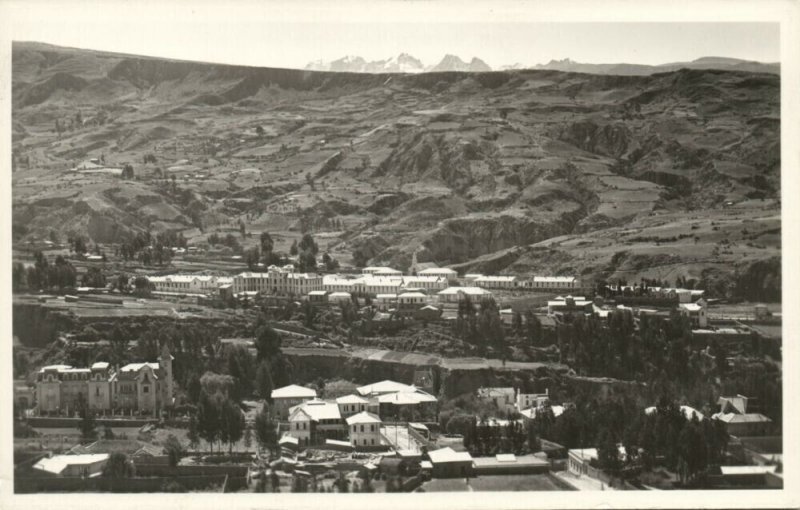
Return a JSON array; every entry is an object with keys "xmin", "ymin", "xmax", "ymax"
[
  {"xmin": 35, "ymin": 345, "xmax": 174, "ymax": 416},
  {"xmin": 232, "ymin": 268, "xmax": 323, "ymax": 296}
]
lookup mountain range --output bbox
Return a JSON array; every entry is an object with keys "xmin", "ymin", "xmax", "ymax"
[
  {"xmin": 306, "ymin": 54, "xmax": 778, "ymax": 75},
  {"xmin": 306, "ymin": 53, "xmax": 492, "ymax": 73},
  {"xmin": 12, "ymin": 41, "xmax": 780, "ymax": 290}
]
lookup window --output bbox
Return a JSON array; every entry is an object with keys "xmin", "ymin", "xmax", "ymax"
[
  {"xmin": 360, "ymin": 425, "xmax": 364, "ymax": 433},
  {"xmin": 371, "ymin": 438, "xmax": 375, "ymax": 445},
  {"xmin": 95, "ymin": 387, "xmax": 100, "ymax": 397},
  {"xmin": 143, "ymin": 385, "xmax": 149, "ymax": 393}
]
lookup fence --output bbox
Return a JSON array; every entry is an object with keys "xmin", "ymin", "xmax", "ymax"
[
  {"xmin": 28, "ymin": 417, "xmax": 158, "ymax": 428},
  {"xmin": 15, "ymin": 474, "xmax": 229, "ymax": 493}
]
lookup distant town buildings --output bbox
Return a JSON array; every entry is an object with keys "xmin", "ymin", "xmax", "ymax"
[
  {"xmin": 280, "ymin": 379, "xmax": 439, "ymax": 448},
  {"xmin": 547, "ymin": 295, "xmax": 594, "ymax": 318}
]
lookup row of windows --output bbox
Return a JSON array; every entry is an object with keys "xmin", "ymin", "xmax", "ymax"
[{"xmin": 351, "ymin": 424, "xmax": 376, "ymax": 433}]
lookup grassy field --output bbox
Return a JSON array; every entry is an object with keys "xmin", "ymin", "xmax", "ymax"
[{"xmin": 420, "ymin": 474, "xmax": 571, "ymax": 492}]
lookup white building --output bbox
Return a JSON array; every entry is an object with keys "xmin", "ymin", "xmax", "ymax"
[
  {"xmin": 525, "ymin": 276, "xmax": 581, "ymax": 291},
  {"xmin": 33, "ymin": 453, "xmax": 109, "ymax": 477},
  {"xmin": 547, "ymin": 296, "xmax": 593, "ymax": 316},
  {"xmin": 477, "ymin": 387, "xmax": 516, "ymax": 413},
  {"xmin": 418, "ymin": 267, "xmax": 458, "ymax": 281},
  {"xmin": 323, "ymin": 275, "xmax": 362, "ymax": 294},
  {"xmin": 400, "ymin": 276, "xmax": 448, "ymax": 292},
  {"xmin": 147, "ymin": 274, "xmax": 232, "ymax": 295},
  {"xmin": 287, "ymin": 399, "xmax": 347, "ymax": 446},
  {"xmin": 336, "ymin": 394, "xmax": 378, "ymax": 418},
  {"xmin": 232, "ymin": 269, "xmax": 322, "ymax": 296},
  {"xmin": 437, "ymin": 286, "xmax": 493, "ymax": 304},
  {"xmin": 346, "ymin": 411, "xmax": 383, "ymax": 448},
  {"xmin": 374, "ymin": 294, "xmax": 398, "ymax": 310},
  {"xmin": 397, "ymin": 291, "xmax": 427, "ymax": 308},
  {"xmin": 474, "ymin": 275, "xmax": 518, "ymax": 289},
  {"xmin": 271, "ymin": 384, "xmax": 318, "ymax": 420},
  {"xmin": 362, "ymin": 266, "xmax": 402, "ymax": 276},
  {"xmin": 516, "ymin": 389, "xmax": 550, "ymax": 411},
  {"xmin": 329, "ymin": 292, "xmax": 353, "ymax": 304},
  {"xmin": 679, "ymin": 299, "xmax": 708, "ymax": 327}
]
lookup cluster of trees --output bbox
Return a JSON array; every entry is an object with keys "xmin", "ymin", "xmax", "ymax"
[
  {"xmin": 244, "ymin": 232, "xmax": 285, "ymax": 269},
  {"xmin": 351, "ymin": 248, "xmax": 370, "ymax": 268},
  {"xmin": 457, "ymin": 418, "xmax": 536, "ymax": 456},
  {"xmin": 194, "ymin": 384, "xmax": 245, "ymax": 453},
  {"xmin": 290, "ymin": 233, "xmax": 320, "ymax": 272},
  {"xmin": 117, "ymin": 231, "xmax": 186, "ymax": 265},
  {"xmin": 207, "ymin": 232, "xmax": 242, "ymax": 254},
  {"xmin": 451, "ymin": 296, "xmax": 508, "ymax": 357},
  {"xmin": 82, "ymin": 267, "xmax": 107, "ymax": 288},
  {"xmin": 12, "ymin": 252, "xmax": 77, "ymax": 291},
  {"xmin": 555, "ymin": 308, "xmax": 697, "ymax": 383},
  {"xmin": 525, "ymin": 396, "xmax": 729, "ymax": 486},
  {"xmin": 511, "ymin": 310, "xmax": 543, "ymax": 345}
]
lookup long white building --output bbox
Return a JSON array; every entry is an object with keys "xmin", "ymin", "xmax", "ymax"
[
  {"xmin": 474, "ymin": 275, "xmax": 518, "ymax": 289},
  {"xmin": 523, "ymin": 276, "xmax": 581, "ymax": 291},
  {"xmin": 147, "ymin": 274, "xmax": 233, "ymax": 295},
  {"xmin": 232, "ymin": 269, "xmax": 322, "ymax": 295}
]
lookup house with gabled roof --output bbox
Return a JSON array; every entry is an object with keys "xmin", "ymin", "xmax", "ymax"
[
  {"xmin": 271, "ymin": 384, "xmax": 317, "ymax": 420},
  {"xmin": 345, "ymin": 411, "xmax": 382, "ymax": 448},
  {"xmin": 286, "ymin": 399, "xmax": 347, "ymax": 446}
]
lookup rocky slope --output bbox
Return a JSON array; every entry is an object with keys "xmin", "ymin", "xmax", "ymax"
[{"xmin": 12, "ymin": 42, "xmax": 780, "ymax": 286}]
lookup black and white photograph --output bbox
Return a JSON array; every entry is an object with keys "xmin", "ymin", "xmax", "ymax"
[{"xmin": 1, "ymin": 0, "xmax": 798, "ymax": 508}]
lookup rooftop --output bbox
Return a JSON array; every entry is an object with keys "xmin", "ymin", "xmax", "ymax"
[
  {"xmin": 356, "ymin": 380, "xmax": 415, "ymax": 396},
  {"xmin": 418, "ymin": 268, "xmax": 457, "ymax": 275},
  {"xmin": 428, "ymin": 447, "xmax": 473, "ymax": 464},
  {"xmin": 335, "ymin": 394, "xmax": 370, "ymax": 405},
  {"xmin": 437, "ymin": 286, "xmax": 491, "ymax": 296},
  {"xmin": 289, "ymin": 399, "xmax": 342, "ymax": 422},
  {"xmin": 271, "ymin": 384, "xmax": 317, "ymax": 399},
  {"xmin": 33, "ymin": 454, "xmax": 109, "ymax": 475},
  {"xmin": 345, "ymin": 411, "xmax": 382, "ymax": 425},
  {"xmin": 533, "ymin": 276, "xmax": 576, "ymax": 283}
]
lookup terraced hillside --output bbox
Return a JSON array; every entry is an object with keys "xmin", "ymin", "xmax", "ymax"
[{"xmin": 12, "ymin": 42, "xmax": 780, "ymax": 288}]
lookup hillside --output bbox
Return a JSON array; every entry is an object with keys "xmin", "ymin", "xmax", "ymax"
[{"xmin": 11, "ymin": 42, "xmax": 781, "ymax": 287}]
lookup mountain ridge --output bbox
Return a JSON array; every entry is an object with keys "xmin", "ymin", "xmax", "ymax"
[{"xmin": 11, "ymin": 42, "xmax": 780, "ymax": 288}]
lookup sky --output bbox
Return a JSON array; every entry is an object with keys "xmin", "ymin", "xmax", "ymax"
[{"xmin": 2, "ymin": 0, "xmax": 783, "ymax": 70}]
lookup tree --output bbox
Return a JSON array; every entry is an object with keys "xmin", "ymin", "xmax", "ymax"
[
  {"xmin": 289, "ymin": 240, "xmax": 298, "ymax": 256},
  {"xmin": 197, "ymin": 391, "xmax": 222, "ymax": 452},
  {"xmin": 352, "ymin": 248, "xmax": 369, "ymax": 268},
  {"xmin": 254, "ymin": 325, "xmax": 282, "ymax": 361},
  {"xmin": 297, "ymin": 250, "xmax": 316, "ymax": 272},
  {"xmin": 256, "ymin": 125, "xmax": 265, "ymax": 137},
  {"xmin": 244, "ymin": 425, "xmax": 253, "ymax": 451},
  {"xmin": 121, "ymin": 164, "xmax": 135, "ymax": 180},
  {"xmin": 254, "ymin": 404, "xmax": 278, "ymax": 456},
  {"xmin": 260, "ymin": 232, "xmax": 274, "ymax": 257},
  {"xmin": 76, "ymin": 393, "xmax": 97, "ymax": 440},
  {"xmin": 298, "ymin": 233, "xmax": 318, "ymax": 256},
  {"xmin": 103, "ymin": 453, "xmax": 133, "ymax": 478},
  {"xmin": 164, "ymin": 434, "xmax": 184, "ymax": 467},
  {"xmin": 187, "ymin": 413, "xmax": 200, "ymax": 450},
  {"xmin": 82, "ymin": 267, "xmax": 107, "ymax": 288},
  {"xmin": 255, "ymin": 360, "xmax": 274, "ymax": 401},
  {"xmin": 221, "ymin": 398, "xmax": 245, "ymax": 453}
]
